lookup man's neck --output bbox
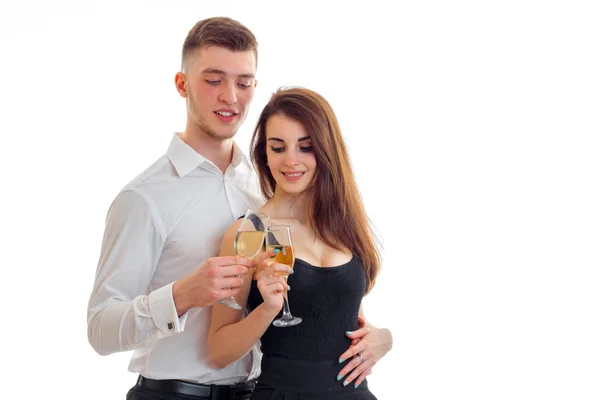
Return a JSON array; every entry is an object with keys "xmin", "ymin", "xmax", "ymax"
[{"xmin": 179, "ymin": 130, "xmax": 234, "ymax": 174}]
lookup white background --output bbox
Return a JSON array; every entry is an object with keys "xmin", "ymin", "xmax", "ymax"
[{"xmin": 1, "ymin": 1, "xmax": 599, "ymax": 399}]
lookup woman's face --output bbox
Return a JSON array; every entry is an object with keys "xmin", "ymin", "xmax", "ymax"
[{"xmin": 265, "ymin": 114, "xmax": 317, "ymax": 196}]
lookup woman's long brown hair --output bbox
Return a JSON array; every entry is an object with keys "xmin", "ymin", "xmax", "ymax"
[{"xmin": 250, "ymin": 87, "xmax": 381, "ymax": 293}]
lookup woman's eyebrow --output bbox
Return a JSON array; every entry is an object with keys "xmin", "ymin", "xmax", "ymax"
[{"xmin": 267, "ymin": 136, "xmax": 311, "ymax": 143}]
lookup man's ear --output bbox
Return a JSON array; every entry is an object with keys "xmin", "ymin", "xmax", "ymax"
[{"xmin": 175, "ymin": 72, "xmax": 187, "ymax": 98}]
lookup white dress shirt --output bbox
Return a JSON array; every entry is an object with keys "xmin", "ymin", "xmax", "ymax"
[{"xmin": 87, "ymin": 133, "xmax": 263, "ymax": 384}]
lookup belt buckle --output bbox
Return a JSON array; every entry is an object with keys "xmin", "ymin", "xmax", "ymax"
[{"xmin": 230, "ymin": 381, "xmax": 254, "ymax": 400}]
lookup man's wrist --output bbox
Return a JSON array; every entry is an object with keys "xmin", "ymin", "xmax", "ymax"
[{"xmin": 172, "ymin": 278, "xmax": 191, "ymax": 317}]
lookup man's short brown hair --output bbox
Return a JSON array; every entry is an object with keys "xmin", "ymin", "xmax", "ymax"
[{"xmin": 182, "ymin": 17, "xmax": 258, "ymax": 70}]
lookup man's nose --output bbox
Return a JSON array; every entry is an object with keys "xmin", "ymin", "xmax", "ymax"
[{"xmin": 218, "ymin": 82, "xmax": 237, "ymax": 105}]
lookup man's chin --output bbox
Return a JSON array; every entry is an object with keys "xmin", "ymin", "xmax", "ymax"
[
  {"xmin": 214, "ymin": 130, "xmax": 237, "ymax": 140},
  {"xmin": 202, "ymin": 126, "xmax": 239, "ymax": 141}
]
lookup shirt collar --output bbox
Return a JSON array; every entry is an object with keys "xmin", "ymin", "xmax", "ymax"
[
  {"xmin": 231, "ymin": 141, "xmax": 252, "ymax": 169},
  {"xmin": 167, "ymin": 133, "xmax": 251, "ymax": 177}
]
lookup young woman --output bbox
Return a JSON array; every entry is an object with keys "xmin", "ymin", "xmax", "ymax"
[{"xmin": 208, "ymin": 87, "xmax": 386, "ymax": 399}]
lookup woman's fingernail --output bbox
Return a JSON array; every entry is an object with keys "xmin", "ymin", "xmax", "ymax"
[
  {"xmin": 273, "ymin": 248, "xmax": 280, "ymax": 253},
  {"xmin": 346, "ymin": 331, "xmax": 353, "ymax": 335},
  {"xmin": 343, "ymin": 381, "xmax": 349, "ymax": 387},
  {"xmin": 287, "ymin": 285, "xmax": 291, "ymax": 291},
  {"xmin": 290, "ymin": 269, "xmax": 294, "ymax": 274},
  {"xmin": 354, "ymin": 383, "xmax": 360, "ymax": 389},
  {"xmin": 339, "ymin": 357, "xmax": 345, "ymax": 363},
  {"xmin": 337, "ymin": 375, "xmax": 342, "ymax": 381}
]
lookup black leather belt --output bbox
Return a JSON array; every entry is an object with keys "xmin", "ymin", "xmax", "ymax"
[{"xmin": 136, "ymin": 376, "xmax": 255, "ymax": 399}]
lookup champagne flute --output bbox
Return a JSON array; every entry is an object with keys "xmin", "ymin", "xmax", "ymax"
[
  {"xmin": 218, "ymin": 209, "xmax": 270, "ymax": 310},
  {"xmin": 266, "ymin": 225, "xmax": 302, "ymax": 327}
]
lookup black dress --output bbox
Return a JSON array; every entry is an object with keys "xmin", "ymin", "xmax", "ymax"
[{"xmin": 247, "ymin": 255, "xmax": 378, "ymax": 399}]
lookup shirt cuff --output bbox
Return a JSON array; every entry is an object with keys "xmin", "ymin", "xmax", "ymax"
[{"xmin": 148, "ymin": 282, "xmax": 188, "ymax": 334}]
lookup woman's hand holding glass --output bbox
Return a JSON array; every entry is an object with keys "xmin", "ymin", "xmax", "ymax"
[
  {"xmin": 254, "ymin": 249, "xmax": 292, "ymax": 315},
  {"xmin": 265, "ymin": 225, "xmax": 302, "ymax": 327}
]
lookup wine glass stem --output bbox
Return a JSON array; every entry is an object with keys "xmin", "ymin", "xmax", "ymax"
[{"xmin": 281, "ymin": 296, "xmax": 293, "ymax": 319}]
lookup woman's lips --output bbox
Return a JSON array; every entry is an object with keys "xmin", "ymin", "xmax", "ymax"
[{"xmin": 281, "ymin": 171, "xmax": 305, "ymax": 181}]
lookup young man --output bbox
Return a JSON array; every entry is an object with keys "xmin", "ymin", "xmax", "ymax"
[{"xmin": 87, "ymin": 17, "xmax": 392, "ymax": 400}]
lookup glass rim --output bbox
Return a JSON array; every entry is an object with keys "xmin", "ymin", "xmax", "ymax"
[
  {"xmin": 246, "ymin": 208, "xmax": 269, "ymax": 216},
  {"xmin": 267, "ymin": 224, "xmax": 291, "ymax": 231}
]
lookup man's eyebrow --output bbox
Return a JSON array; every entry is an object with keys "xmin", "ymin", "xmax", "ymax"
[{"xmin": 201, "ymin": 68, "xmax": 255, "ymax": 79}]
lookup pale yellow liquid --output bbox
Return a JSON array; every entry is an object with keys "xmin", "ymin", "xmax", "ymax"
[
  {"xmin": 234, "ymin": 231, "xmax": 265, "ymax": 258},
  {"xmin": 267, "ymin": 245, "xmax": 295, "ymax": 276}
]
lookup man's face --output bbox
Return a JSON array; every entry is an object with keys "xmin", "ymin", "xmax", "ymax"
[{"xmin": 180, "ymin": 46, "xmax": 257, "ymax": 141}]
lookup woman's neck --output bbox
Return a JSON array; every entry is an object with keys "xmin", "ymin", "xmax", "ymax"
[{"xmin": 263, "ymin": 189, "xmax": 311, "ymax": 224}]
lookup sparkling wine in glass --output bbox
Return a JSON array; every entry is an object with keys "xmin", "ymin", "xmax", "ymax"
[
  {"xmin": 266, "ymin": 225, "xmax": 302, "ymax": 327},
  {"xmin": 218, "ymin": 209, "xmax": 270, "ymax": 310}
]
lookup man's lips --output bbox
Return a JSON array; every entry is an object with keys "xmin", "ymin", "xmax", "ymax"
[
  {"xmin": 214, "ymin": 110, "xmax": 237, "ymax": 117},
  {"xmin": 214, "ymin": 109, "xmax": 238, "ymax": 122}
]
